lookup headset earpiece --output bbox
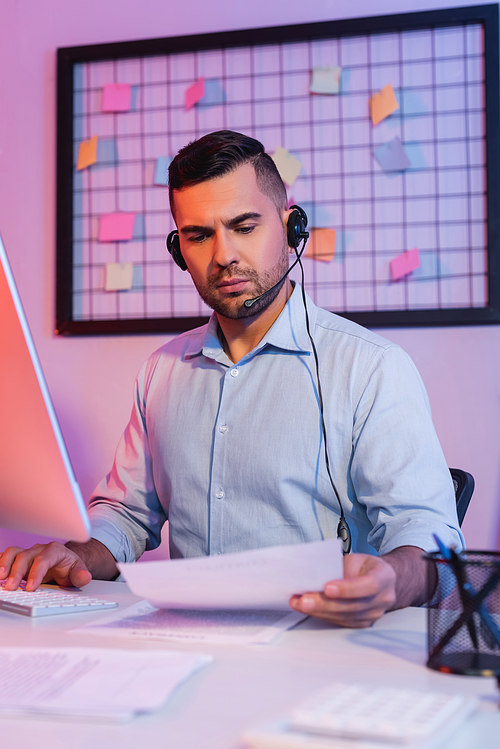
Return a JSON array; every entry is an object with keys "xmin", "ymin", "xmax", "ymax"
[
  {"xmin": 287, "ymin": 205, "xmax": 309, "ymax": 251},
  {"xmin": 166, "ymin": 230, "xmax": 187, "ymax": 271}
]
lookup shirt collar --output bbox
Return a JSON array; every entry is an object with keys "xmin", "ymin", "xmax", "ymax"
[{"xmin": 182, "ymin": 283, "xmax": 316, "ymax": 365}]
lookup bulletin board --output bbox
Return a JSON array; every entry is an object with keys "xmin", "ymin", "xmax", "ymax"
[{"xmin": 56, "ymin": 4, "xmax": 500, "ymax": 334}]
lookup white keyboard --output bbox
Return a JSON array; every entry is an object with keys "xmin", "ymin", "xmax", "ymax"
[
  {"xmin": 0, "ymin": 580, "xmax": 118, "ymax": 617},
  {"xmin": 243, "ymin": 682, "xmax": 477, "ymax": 749}
]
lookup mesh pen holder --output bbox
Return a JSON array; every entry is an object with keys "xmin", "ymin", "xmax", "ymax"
[{"xmin": 425, "ymin": 550, "xmax": 500, "ymax": 677}]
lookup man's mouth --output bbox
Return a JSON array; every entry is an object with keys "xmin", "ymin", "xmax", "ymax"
[{"xmin": 216, "ymin": 278, "xmax": 249, "ymax": 294}]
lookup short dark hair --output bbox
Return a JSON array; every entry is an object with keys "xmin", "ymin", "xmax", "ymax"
[{"xmin": 168, "ymin": 130, "xmax": 287, "ymax": 216}]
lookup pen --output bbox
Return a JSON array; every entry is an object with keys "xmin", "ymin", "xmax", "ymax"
[{"xmin": 433, "ymin": 534, "xmax": 478, "ymax": 651}]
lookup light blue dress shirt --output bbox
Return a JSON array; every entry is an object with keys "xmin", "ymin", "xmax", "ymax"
[{"xmin": 89, "ymin": 285, "xmax": 463, "ymax": 563}]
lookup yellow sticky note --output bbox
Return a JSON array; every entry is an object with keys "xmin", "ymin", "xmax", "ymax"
[
  {"xmin": 305, "ymin": 228, "xmax": 336, "ymax": 263},
  {"xmin": 105, "ymin": 262, "xmax": 133, "ymax": 291},
  {"xmin": 272, "ymin": 147, "xmax": 302, "ymax": 187},
  {"xmin": 77, "ymin": 135, "xmax": 98, "ymax": 170},
  {"xmin": 310, "ymin": 67, "xmax": 341, "ymax": 95},
  {"xmin": 369, "ymin": 83, "xmax": 399, "ymax": 126}
]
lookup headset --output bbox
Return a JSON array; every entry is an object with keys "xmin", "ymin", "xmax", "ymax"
[{"xmin": 166, "ymin": 205, "xmax": 352, "ymax": 554}]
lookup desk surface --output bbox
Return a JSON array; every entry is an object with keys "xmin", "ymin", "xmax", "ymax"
[{"xmin": 0, "ymin": 580, "xmax": 498, "ymax": 749}]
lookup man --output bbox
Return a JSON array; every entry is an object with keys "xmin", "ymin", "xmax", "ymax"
[{"xmin": 0, "ymin": 131, "xmax": 463, "ymax": 627}]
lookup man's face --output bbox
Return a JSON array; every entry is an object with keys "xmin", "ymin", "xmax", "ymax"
[{"xmin": 172, "ymin": 163, "xmax": 290, "ymax": 319}]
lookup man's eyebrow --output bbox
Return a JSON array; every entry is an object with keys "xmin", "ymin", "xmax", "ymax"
[
  {"xmin": 179, "ymin": 212, "xmax": 262, "ymax": 235},
  {"xmin": 180, "ymin": 224, "xmax": 209, "ymax": 235},
  {"xmin": 225, "ymin": 212, "xmax": 262, "ymax": 227}
]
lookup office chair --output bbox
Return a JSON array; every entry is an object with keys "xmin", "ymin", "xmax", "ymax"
[{"xmin": 450, "ymin": 468, "xmax": 475, "ymax": 527}]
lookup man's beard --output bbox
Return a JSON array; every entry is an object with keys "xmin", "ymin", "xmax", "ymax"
[{"xmin": 192, "ymin": 241, "xmax": 290, "ymax": 320}]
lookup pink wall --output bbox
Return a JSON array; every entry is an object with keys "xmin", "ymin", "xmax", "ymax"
[{"xmin": 0, "ymin": 0, "xmax": 499, "ymax": 557}]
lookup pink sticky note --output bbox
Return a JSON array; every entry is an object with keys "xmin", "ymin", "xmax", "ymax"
[
  {"xmin": 102, "ymin": 83, "xmax": 131, "ymax": 112},
  {"xmin": 185, "ymin": 78, "xmax": 204, "ymax": 110},
  {"xmin": 99, "ymin": 213, "xmax": 135, "ymax": 242},
  {"xmin": 390, "ymin": 248, "xmax": 420, "ymax": 280}
]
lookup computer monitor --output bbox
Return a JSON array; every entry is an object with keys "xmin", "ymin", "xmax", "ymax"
[{"xmin": 0, "ymin": 233, "xmax": 91, "ymax": 542}]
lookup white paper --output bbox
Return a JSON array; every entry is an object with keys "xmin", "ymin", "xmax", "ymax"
[
  {"xmin": 118, "ymin": 538, "xmax": 342, "ymax": 610},
  {"xmin": 73, "ymin": 600, "xmax": 307, "ymax": 645},
  {"xmin": 0, "ymin": 646, "xmax": 212, "ymax": 722}
]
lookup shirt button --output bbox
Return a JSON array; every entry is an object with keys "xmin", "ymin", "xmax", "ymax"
[
  {"xmin": 215, "ymin": 489, "xmax": 225, "ymax": 499},
  {"xmin": 230, "ymin": 368, "xmax": 239, "ymax": 377},
  {"xmin": 219, "ymin": 424, "xmax": 228, "ymax": 433}
]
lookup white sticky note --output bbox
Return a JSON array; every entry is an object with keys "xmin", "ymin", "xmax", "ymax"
[
  {"xmin": 105, "ymin": 262, "xmax": 133, "ymax": 291},
  {"xmin": 310, "ymin": 67, "xmax": 341, "ymax": 95},
  {"xmin": 272, "ymin": 147, "xmax": 302, "ymax": 187}
]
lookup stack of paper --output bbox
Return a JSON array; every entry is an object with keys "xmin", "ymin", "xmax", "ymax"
[{"xmin": 0, "ymin": 647, "xmax": 211, "ymax": 722}]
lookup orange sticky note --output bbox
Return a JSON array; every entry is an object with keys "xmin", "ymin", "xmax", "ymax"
[
  {"xmin": 369, "ymin": 83, "xmax": 399, "ymax": 126},
  {"xmin": 102, "ymin": 83, "xmax": 131, "ymax": 112},
  {"xmin": 99, "ymin": 213, "xmax": 135, "ymax": 242},
  {"xmin": 305, "ymin": 228, "xmax": 336, "ymax": 262},
  {"xmin": 76, "ymin": 135, "xmax": 98, "ymax": 170},
  {"xmin": 390, "ymin": 248, "xmax": 420, "ymax": 280},
  {"xmin": 185, "ymin": 78, "xmax": 205, "ymax": 110}
]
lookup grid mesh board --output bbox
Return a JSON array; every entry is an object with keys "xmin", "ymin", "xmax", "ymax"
[{"xmin": 66, "ymin": 14, "xmax": 493, "ymax": 330}]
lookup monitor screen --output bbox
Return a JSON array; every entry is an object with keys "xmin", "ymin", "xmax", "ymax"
[{"xmin": 0, "ymin": 234, "xmax": 91, "ymax": 542}]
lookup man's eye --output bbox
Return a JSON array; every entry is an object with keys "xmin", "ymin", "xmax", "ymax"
[
  {"xmin": 189, "ymin": 234, "xmax": 208, "ymax": 243},
  {"xmin": 237, "ymin": 225, "xmax": 255, "ymax": 234}
]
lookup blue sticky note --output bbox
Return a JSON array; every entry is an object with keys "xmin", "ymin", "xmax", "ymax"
[
  {"xmin": 199, "ymin": 79, "xmax": 226, "ymax": 107},
  {"xmin": 300, "ymin": 202, "xmax": 336, "ymax": 229},
  {"xmin": 374, "ymin": 136, "xmax": 411, "ymax": 173},
  {"xmin": 154, "ymin": 156, "xmax": 172, "ymax": 186},
  {"xmin": 96, "ymin": 138, "xmax": 118, "ymax": 166}
]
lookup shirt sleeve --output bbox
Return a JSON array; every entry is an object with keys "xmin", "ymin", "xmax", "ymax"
[
  {"xmin": 88, "ymin": 360, "xmax": 167, "ymax": 563},
  {"xmin": 350, "ymin": 344, "xmax": 464, "ymax": 556}
]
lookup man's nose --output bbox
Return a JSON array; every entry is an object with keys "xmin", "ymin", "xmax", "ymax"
[{"xmin": 211, "ymin": 231, "xmax": 240, "ymax": 268}]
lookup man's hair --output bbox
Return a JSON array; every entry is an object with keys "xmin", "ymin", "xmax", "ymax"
[{"xmin": 168, "ymin": 130, "xmax": 288, "ymax": 216}]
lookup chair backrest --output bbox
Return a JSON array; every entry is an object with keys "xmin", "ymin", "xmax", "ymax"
[{"xmin": 449, "ymin": 468, "xmax": 475, "ymax": 527}]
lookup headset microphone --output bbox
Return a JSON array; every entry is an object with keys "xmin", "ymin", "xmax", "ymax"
[
  {"xmin": 244, "ymin": 254, "xmax": 302, "ymax": 308},
  {"xmin": 244, "ymin": 205, "xmax": 309, "ymax": 309}
]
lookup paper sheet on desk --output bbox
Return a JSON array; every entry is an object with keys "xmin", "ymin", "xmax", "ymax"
[
  {"xmin": 0, "ymin": 646, "xmax": 211, "ymax": 723},
  {"xmin": 73, "ymin": 600, "xmax": 307, "ymax": 645},
  {"xmin": 118, "ymin": 538, "xmax": 342, "ymax": 610}
]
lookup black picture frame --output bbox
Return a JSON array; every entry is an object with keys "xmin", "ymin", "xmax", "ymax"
[{"xmin": 56, "ymin": 3, "xmax": 500, "ymax": 334}]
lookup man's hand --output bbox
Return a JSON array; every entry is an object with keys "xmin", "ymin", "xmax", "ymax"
[
  {"xmin": 289, "ymin": 546, "xmax": 430, "ymax": 629},
  {"xmin": 0, "ymin": 538, "xmax": 118, "ymax": 591}
]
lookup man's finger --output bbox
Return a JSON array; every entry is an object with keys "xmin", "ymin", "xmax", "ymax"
[
  {"xmin": 3, "ymin": 545, "xmax": 50, "ymax": 590},
  {"xmin": 0, "ymin": 546, "xmax": 24, "ymax": 579},
  {"xmin": 323, "ymin": 574, "xmax": 382, "ymax": 600}
]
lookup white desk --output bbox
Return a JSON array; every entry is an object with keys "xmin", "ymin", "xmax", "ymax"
[{"xmin": 0, "ymin": 580, "xmax": 498, "ymax": 749}]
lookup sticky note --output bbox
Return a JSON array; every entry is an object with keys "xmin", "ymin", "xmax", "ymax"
[
  {"xmin": 102, "ymin": 83, "xmax": 131, "ymax": 112},
  {"xmin": 185, "ymin": 78, "xmax": 204, "ymax": 110},
  {"xmin": 374, "ymin": 136, "xmax": 411, "ymax": 173},
  {"xmin": 105, "ymin": 262, "xmax": 134, "ymax": 291},
  {"xmin": 305, "ymin": 228, "xmax": 336, "ymax": 263},
  {"xmin": 199, "ymin": 78, "xmax": 226, "ymax": 107},
  {"xmin": 300, "ymin": 202, "xmax": 335, "ymax": 229},
  {"xmin": 390, "ymin": 248, "xmax": 420, "ymax": 280},
  {"xmin": 76, "ymin": 135, "xmax": 98, "ymax": 170},
  {"xmin": 310, "ymin": 67, "xmax": 341, "ymax": 95},
  {"xmin": 99, "ymin": 213, "xmax": 135, "ymax": 242},
  {"xmin": 272, "ymin": 148, "xmax": 302, "ymax": 187},
  {"xmin": 369, "ymin": 83, "xmax": 399, "ymax": 126},
  {"xmin": 154, "ymin": 156, "xmax": 172, "ymax": 186}
]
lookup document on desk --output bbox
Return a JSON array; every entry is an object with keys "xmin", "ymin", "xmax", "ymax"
[
  {"xmin": 118, "ymin": 538, "xmax": 342, "ymax": 610},
  {"xmin": 72, "ymin": 600, "xmax": 307, "ymax": 645},
  {"xmin": 0, "ymin": 646, "xmax": 211, "ymax": 723}
]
